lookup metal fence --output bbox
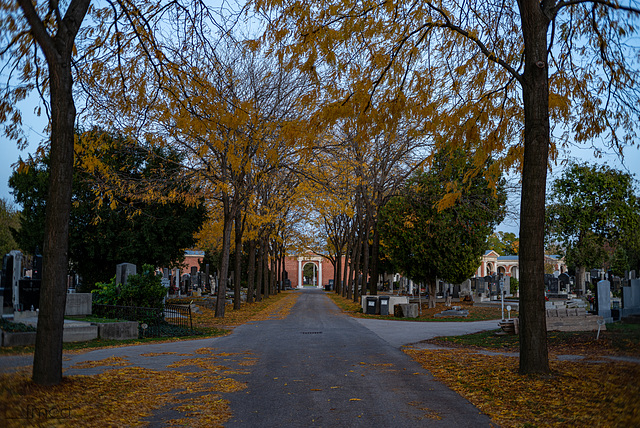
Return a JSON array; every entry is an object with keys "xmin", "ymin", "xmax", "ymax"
[{"xmin": 93, "ymin": 303, "xmax": 194, "ymax": 338}]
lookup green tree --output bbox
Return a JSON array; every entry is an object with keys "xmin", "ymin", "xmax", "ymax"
[
  {"xmin": 487, "ymin": 232, "xmax": 519, "ymax": 256},
  {"xmin": 546, "ymin": 163, "xmax": 639, "ymax": 293},
  {"xmin": 0, "ymin": 198, "xmax": 21, "ymax": 256},
  {"xmin": 379, "ymin": 149, "xmax": 506, "ymax": 308},
  {"xmin": 10, "ymin": 131, "xmax": 206, "ymax": 290}
]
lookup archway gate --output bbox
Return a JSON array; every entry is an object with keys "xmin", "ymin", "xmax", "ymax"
[{"xmin": 297, "ymin": 256, "xmax": 323, "ymax": 288}]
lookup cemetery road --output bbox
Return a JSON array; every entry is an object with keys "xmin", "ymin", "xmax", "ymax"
[
  {"xmin": 216, "ymin": 288, "xmax": 493, "ymax": 427},
  {"xmin": 0, "ymin": 289, "xmax": 496, "ymax": 426}
]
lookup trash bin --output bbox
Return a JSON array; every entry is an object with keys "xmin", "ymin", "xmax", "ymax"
[
  {"xmin": 378, "ymin": 296, "xmax": 390, "ymax": 315},
  {"xmin": 365, "ymin": 296, "xmax": 377, "ymax": 315}
]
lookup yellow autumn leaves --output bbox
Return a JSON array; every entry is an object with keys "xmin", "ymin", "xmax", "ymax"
[
  {"xmin": 405, "ymin": 348, "xmax": 640, "ymax": 427},
  {"xmin": 0, "ymin": 347, "xmax": 252, "ymax": 428}
]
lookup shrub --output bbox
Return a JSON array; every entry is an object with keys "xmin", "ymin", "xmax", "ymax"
[{"xmin": 92, "ymin": 264, "xmax": 166, "ymax": 309}]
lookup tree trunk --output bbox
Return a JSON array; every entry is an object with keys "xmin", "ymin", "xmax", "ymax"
[
  {"xmin": 334, "ymin": 251, "xmax": 342, "ymax": 294},
  {"xmin": 32, "ymin": 64, "xmax": 75, "ymax": 387},
  {"xmin": 343, "ymin": 242, "xmax": 351, "ymax": 298},
  {"xmin": 22, "ymin": 0, "xmax": 91, "ymax": 386},
  {"xmin": 256, "ymin": 241, "xmax": 263, "ymax": 302},
  {"xmin": 368, "ymin": 226, "xmax": 380, "ymax": 296},
  {"xmin": 271, "ymin": 253, "xmax": 277, "ymax": 294},
  {"xmin": 247, "ymin": 240, "xmax": 256, "ymax": 303},
  {"xmin": 361, "ymin": 224, "xmax": 370, "ymax": 299},
  {"xmin": 233, "ymin": 210, "xmax": 243, "ymax": 310},
  {"xmin": 428, "ymin": 279, "xmax": 437, "ymax": 309},
  {"xmin": 350, "ymin": 234, "xmax": 362, "ymax": 302},
  {"xmin": 247, "ymin": 239, "xmax": 256, "ymax": 303},
  {"xmin": 517, "ymin": 0, "xmax": 551, "ymax": 375},
  {"xmin": 262, "ymin": 239, "xmax": 269, "ymax": 298},
  {"xmin": 215, "ymin": 195, "xmax": 233, "ymax": 317},
  {"xmin": 576, "ymin": 265, "xmax": 586, "ymax": 295}
]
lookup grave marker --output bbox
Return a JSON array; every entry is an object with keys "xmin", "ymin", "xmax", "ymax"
[{"xmin": 116, "ymin": 263, "xmax": 136, "ymax": 286}]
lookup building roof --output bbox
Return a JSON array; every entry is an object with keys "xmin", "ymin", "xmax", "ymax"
[{"xmin": 185, "ymin": 250, "xmax": 205, "ymax": 256}]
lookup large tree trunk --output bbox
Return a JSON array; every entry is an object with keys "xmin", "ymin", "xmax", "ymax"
[
  {"xmin": 246, "ymin": 239, "xmax": 256, "ymax": 303},
  {"xmin": 21, "ymin": 0, "xmax": 91, "ymax": 386},
  {"xmin": 517, "ymin": 0, "xmax": 551, "ymax": 375},
  {"xmin": 32, "ymin": 64, "xmax": 75, "ymax": 387}
]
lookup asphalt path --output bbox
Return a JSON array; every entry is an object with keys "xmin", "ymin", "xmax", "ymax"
[
  {"xmin": 217, "ymin": 289, "xmax": 494, "ymax": 427},
  {"xmin": 1, "ymin": 289, "xmax": 498, "ymax": 426}
]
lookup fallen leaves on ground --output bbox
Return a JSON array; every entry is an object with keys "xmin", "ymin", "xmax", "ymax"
[
  {"xmin": 404, "ymin": 347, "xmax": 640, "ymax": 427},
  {"xmin": 69, "ymin": 356, "xmax": 131, "ymax": 370},
  {"xmin": 140, "ymin": 352, "xmax": 177, "ymax": 357},
  {"xmin": 170, "ymin": 291, "xmax": 299, "ymax": 329},
  {"xmin": 0, "ymin": 348, "xmax": 251, "ymax": 427}
]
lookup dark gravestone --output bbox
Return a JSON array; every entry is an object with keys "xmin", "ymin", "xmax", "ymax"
[
  {"xmin": 558, "ymin": 273, "xmax": 570, "ymax": 289},
  {"xmin": 18, "ymin": 278, "xmax": 41, "ymax": 310},
  {"xmin": 1, "ymin": 254, "xmax": 14, "ymax": 309},
  {"xmin": 32, "ymin": 254, "xmax": 43, "ymax": 280}
]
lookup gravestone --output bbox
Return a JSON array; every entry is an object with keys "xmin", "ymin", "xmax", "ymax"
[
  {"xmin": 161, "ymin": 269, "xmax": 170, "ymax": 288},
  {"xmin": 597, "ymin": 280, "xmax": 613, "ymax": 323},
  {"xmin": 633, "ymin": 279, "xmax": 640, "ymax": 308},
  {"xmin": 116, "ymin": 263, "xmax": 136, "ymax": 286},
  {"xmin": 558, "ymin": 273, "xmax": 571, "ymax": 292},
  {"xmin": 9, "ymin": 250, "xmax": 22, "ymax": 310},
  {"xmin": 623, "ymin": 278, "xmax": 640, "ymax": 317},
  {"xmin": 545, "ymin": 274, "xmax": 559, "ymax": 293},
  {"xmin": 1, "ymin": 253, "xmax": 15, "ymax": 311}
]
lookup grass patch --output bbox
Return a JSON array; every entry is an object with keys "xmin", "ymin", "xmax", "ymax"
[{"xmin": 427, "ymin": 322, "xmax": 640, "ymax": 357}]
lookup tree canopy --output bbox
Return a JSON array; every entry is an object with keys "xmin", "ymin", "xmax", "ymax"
[
  {"xmin": 487, "ymin": 231, "xmax": 519, "ymax": 256},
  {"xmin": 546, "ymin": 163, "xmax": 640, "ymax": 291},
  {"xmin": 9, "ymin": 130, "xmax": 206, "ymax": 290},
  {"xmin": 379, "ymin": 148, "xmax": 506, "ymax": 307},
  {"xmin": 0, "ymin": 198, "xmax": 21, "ymax": 256}
]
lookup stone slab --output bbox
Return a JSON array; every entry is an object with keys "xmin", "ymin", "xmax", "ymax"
[
  {"xmin": 1, "ymin": 331, "xmax": 36, "ymax": 347},
  {"xmin": 98, "ymin": 321, "xmax": 138, "ymax": 340},
  {"xmin": 65, "ymin": 293, "xmax": 92, "ymax": 316},
  {"xmin": 399, "ymin": 303, "xmax": 419, "ymax": 318},
  {"xmin": 546, "ymin": 315, "xmax": 604, "ymax": 332}
]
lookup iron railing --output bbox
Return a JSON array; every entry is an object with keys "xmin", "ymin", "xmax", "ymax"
[{"xmin": 92, "ymin": 303, "xmax": 194, "ymax": 338}]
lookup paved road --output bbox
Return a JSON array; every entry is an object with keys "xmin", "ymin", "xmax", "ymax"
[
  {"xmin": 1, "ymin": 289, "xmax": 497, "ymax": 426},
  {"xmin": 215, "ymin": 289, "xmax": 494, "ymax": 427}
]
